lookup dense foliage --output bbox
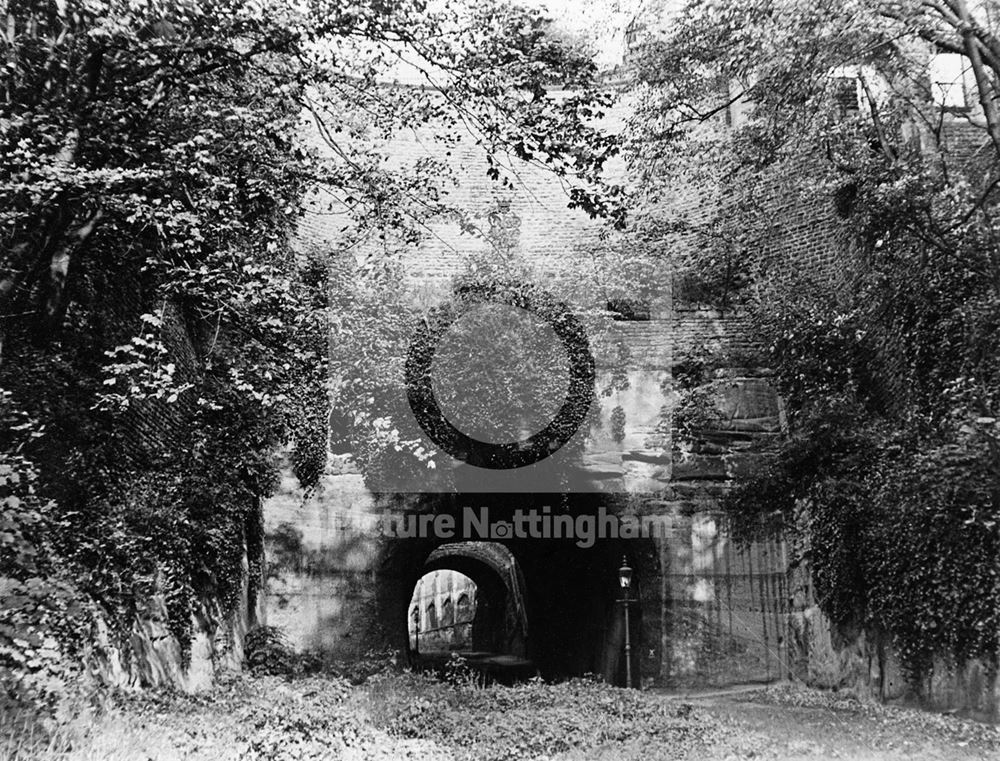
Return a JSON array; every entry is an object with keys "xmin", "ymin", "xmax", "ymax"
[
  {"xmin": 5, "ymin": 668, "xmax": 734, "ymax": 761},
  {"xmin": 328, "ymin": 249, "xmax": 629, "ymax": 492},
  {"xmin": 629, "ymin": 0, "xmax": 1000, "ymax": 681},
  {"xmin": 0, "ymin": 0, "xmax": 619, "ymax": 709},
  {"xmin": 8, "ymin": 667, "xmax": 998, "ymax": 760}
]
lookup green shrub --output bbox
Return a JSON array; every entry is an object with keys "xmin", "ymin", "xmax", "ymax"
[
  {"xmin": 365, "ymin": 673, "xmax": 715, "ymax": 761},
  {"xmin": 0, "ymin": 453, "xmax": 89, "ymax": 723}
]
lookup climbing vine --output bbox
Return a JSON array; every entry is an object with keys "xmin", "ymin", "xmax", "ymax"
[
  {"xmin": 624, "ymin": 0, "xmax": 1000, "ymax": 683},
  {"xmin": 0, "ymin": 0, "xmax": 622, "ymax": 713}
]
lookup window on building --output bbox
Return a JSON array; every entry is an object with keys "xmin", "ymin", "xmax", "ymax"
[
  {"xmin": 830, "ymin": 74, "xmax": 862, "ymax": 114},
  {"xmin": 441, "ymin": 597, "xmax": 454, "ymax": 627},
  {"xmin": 827, "ymin": 65, "xmax": 891, "ymax": 117},
  {"xmin": 929, "ymin": 53, "xmax": 969, "ymax": 110},
  {"xmin": 727, "ymin": 77, "xmax": 755, "ymax": 129},
  {"xmin": 456, "ymin": 593, "xmax": 472, "ymax": 622}
]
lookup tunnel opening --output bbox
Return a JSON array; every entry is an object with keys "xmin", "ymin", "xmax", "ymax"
[
  {"xmin": 408, "ymin": 569, "xmax": 477, "ymax": 654},
  {"xmin": 406, "ymin": 540, "xmax": 535, "ymax": 682},
  {"xmin": 376, "ymin": 495, "xmax": 654, "ymax": 687}
]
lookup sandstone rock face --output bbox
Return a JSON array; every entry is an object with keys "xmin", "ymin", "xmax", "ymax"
[{"xmin": 88, "ymin": 559, "xmax": 251, "ymax": 693}]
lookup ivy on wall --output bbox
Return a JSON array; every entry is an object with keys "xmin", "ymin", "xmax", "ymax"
[
  {"xmin": 0, "ymin": 0, "xmax": 623, "ymax": 715},
  {"xmin": 624, "ymin": 0, "xmax": 1000, "ymax": 684}
]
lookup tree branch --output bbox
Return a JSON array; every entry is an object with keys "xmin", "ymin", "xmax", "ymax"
[
  {"xmin": 35, "ymin": 207, "xmax": 104, "ymax": 342},
  {"xmin": 957, "ymin": 3, "xmax": 1000, "ymax": 158},
  {"xmin": 859, "ymin": 73, "xmax": 898, "ymax": 162}
]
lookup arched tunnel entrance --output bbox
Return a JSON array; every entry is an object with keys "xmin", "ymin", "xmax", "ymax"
[
  {"xmin": 266, "ymin": 493, "xmax": 792, "ymax": 689},
  {"xmin": 267, "ymin": 482, "xmax": 792, "ymax": 689},
  {"xmin": 378, "ymin": 501, "xmax": 652, "ymax": 687},
  {"xmin": 406, "ymin": 541, "xmax": 533, "ymax": 680}
]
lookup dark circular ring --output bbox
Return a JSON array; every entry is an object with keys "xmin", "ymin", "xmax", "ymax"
[{"xmin": 405, "ymin": 281, "xmax": 595, "ymax": 469}]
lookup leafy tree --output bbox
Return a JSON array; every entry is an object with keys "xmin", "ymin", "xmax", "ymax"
[{"xmin": 0, "ymin": 0, "xmax": 620, "ymax": 702}]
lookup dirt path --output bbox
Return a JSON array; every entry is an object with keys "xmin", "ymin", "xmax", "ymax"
[{"xmin": 685, "ymin": 685, "xmax": 998, "ymax": 761}]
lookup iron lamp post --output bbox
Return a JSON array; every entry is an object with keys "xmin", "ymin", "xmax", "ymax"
[{"xmin": 618, "ymin": 556, "xmax": 633, "ymax": 688}]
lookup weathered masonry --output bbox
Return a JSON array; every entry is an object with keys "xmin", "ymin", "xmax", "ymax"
[
  {"xmin": 257, "ymin": 55, "xmax": 1000, "ymax": 715},
  {"xmin": 260, "ymin": 86, "xmax": 819, "ymax": 689}
]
